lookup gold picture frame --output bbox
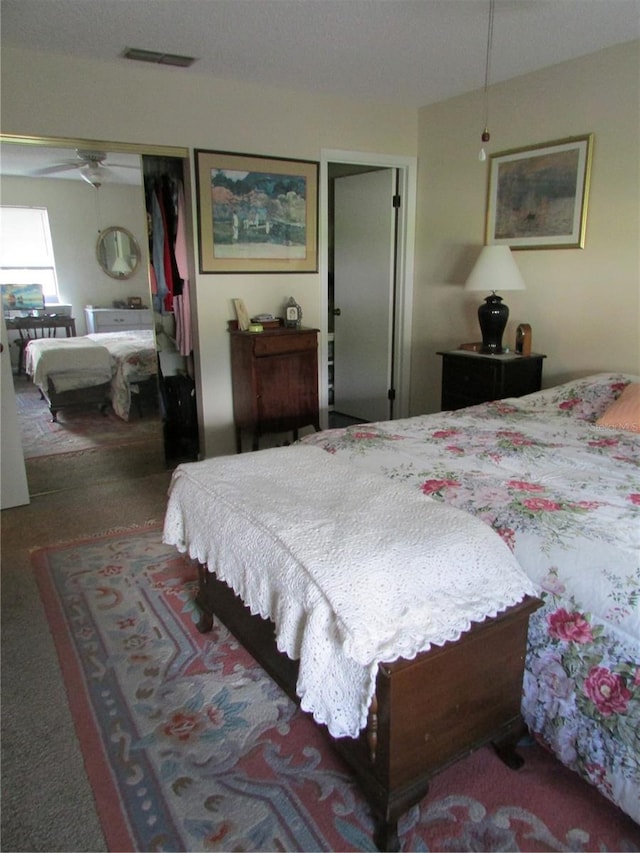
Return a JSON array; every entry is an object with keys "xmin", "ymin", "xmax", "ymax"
[
  {"xmin": 486, "ymin": 134, "xmax": 594, "ymax": 249},
  {"xmin": 195, "ymin": 149, "xmax": 318, "ymax": 273}
]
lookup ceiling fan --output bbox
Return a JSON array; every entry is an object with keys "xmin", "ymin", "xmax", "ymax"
[{"xmin": 32, "ymin": 149, "xmax": 140, "ymax": 188}]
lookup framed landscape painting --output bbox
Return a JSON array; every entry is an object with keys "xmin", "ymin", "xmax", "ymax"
[
  {"xmin": 195, "ymin": 149, "xmax": 318, "ymax": 273},
  {"xmin": 486, "ymin": 134, "xmax": 594, "ymax": 249}
]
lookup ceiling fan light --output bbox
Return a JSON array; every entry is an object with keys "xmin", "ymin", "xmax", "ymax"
[{"xmin": 80, "ymin": 162, "xmax": 104, "ymax": 189}]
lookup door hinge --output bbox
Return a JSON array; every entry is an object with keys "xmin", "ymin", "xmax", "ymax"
[
  {"xmin": 388, "ymin": 388, "xmax": 396, "ymax": 401},
  {"xmin": 392, "ymin": 194, "xmax": 401, "ymax": 208}
]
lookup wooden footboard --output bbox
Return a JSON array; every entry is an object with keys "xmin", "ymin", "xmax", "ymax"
[
  {"xmin": 195, "ymin": 562, "xmax": 540, "ymax": 851},
  {"xmin": 42, "ymin": 379, "xmax": 111, "ymax": 422}
]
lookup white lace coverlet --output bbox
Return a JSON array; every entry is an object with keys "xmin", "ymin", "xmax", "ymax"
[{"xmin": 163, "ymin": 444, "xmax": 537, "ymax": 738}]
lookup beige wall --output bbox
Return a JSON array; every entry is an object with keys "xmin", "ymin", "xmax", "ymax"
[
  {"xmin": 1, "ymin": 176, "xmax": 150, "ymax": 336},
  {"xmin": 1, "ymin": 45, "xmax": 417, "ymax": 456},
  {"xmin": 2, "ymin": 40, "xmax": 638, "ymax": 450},
  {"xmin": 413, "ymin": 40, "xmax": 640, "ymax": 414}
]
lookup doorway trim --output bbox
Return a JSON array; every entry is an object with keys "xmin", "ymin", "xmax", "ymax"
[{"xmin": 319, "ymin": 149, "xmax": 416, "ymax": 427}]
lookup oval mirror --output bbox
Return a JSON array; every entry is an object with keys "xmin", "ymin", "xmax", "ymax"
[{"xmin": 96, "ymin": 226, "xmax": 141, "ymax": 279}]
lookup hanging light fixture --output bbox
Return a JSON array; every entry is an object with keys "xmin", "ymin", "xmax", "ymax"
[
  {"xmin": 479, "ymin": 0, "xmax": 496, "ymax": 162},
  {"xmin": 80, "ymin": 161, "xmax": 105, "ymax": 189}
]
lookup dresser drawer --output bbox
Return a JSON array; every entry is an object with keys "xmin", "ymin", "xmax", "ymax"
[
  {"xmin": 442, "ymin": 356, "xmax": 497, "ymax": 401},
  {"xmin": 85, "ymin": 308, "xmax": 153, "ymax": 333},
  {"xmin": 252, "ymin": 331, "xmax": 317, "ymax": 357}
]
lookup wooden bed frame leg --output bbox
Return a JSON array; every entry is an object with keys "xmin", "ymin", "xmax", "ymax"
[
  {"xmin": 373, "ymin": 812, "xmax": 402, "ymax": 852},
  {"xmin": 196, "ymin": 610, "xmax": 214, "ymax": 633},
  {"xmin": 492, "ymin": 738, "xmax": 524, "ymax": 770},
  {"xmin": 491, "ymin": 719, "xmax": 527, "ymax": 770},
  {"xmin": 195, "ymin": 561, "xmax": 214, "ymax": 633}
]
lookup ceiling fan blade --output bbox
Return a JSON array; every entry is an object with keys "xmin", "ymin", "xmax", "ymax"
[
  {"xmin": 31, "ymin": 162, "xmax": 83, "ymax": 176},
  {"xmin": 104, "ymin": 161, "xmax": 141, "ymax": 171}
]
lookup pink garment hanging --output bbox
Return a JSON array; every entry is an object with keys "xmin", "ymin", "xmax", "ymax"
[
  {"xmin": 149, "ymin": 263, "xmax": 158, "ymax": 295},
  {"xmin": 174, "ymin": 182, "xmax": 189, "ymax": 281}
]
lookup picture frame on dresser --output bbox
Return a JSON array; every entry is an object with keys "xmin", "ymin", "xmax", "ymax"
[
  {"xmin": 486, "ymin": 134, "xmax": 593, "ymax": 249},
  {"xmin": 195, "ymin": 149, "xmax": 318, "ymax": 274}
]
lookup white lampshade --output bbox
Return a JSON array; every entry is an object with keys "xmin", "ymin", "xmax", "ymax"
[
  {"xmin": 465, "ymin": 245, "xmax": 526, "ymax": 293},
  {"xmin": 111, "ymin": 255, "xmax": 132, "ymax": 276}
]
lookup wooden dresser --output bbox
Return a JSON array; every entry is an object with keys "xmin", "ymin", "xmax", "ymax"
[
  {"xmin": 230, "ymin": 326, "xmax": 320, "ymax": 452},
  {"xmin": 84, "ymin": 307, "xmax": 154, "ymax": 333}
]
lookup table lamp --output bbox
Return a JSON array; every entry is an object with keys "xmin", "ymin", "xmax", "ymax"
[{"xmin": 465, "ymin": 245, "xmax": 526, "ymax": 354}]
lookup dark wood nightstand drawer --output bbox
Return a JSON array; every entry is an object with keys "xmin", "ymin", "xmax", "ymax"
[
  {"xmin": 438, "ymin": 351, "xmax": 546, "ymax": 411},
  {"xmin": 442, "ymin": 356, "xmax": 497, "ymax": 403}
]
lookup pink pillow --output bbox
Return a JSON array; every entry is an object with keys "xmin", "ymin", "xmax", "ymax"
[{"xmin": 596, "ymin": 383, "xmax": 640, "ymax": 433}]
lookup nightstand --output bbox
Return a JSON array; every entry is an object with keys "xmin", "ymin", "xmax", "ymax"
[{"xmin": 438, "ymin": 350, "xmax": 546, "ymax": 411}]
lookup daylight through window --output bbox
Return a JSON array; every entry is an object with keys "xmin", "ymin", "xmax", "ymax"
[{"xmin": 0, "ymin": 206, "xmax": 60, "ymax": 302}]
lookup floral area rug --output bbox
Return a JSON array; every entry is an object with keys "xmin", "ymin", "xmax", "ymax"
[
  {"xmin": 14, "ymin": 375, "xmax": 161, "ymax": 459},
  {"xmin": 33, "ymin": 527, "xmax": 640, "ymax": 852}
]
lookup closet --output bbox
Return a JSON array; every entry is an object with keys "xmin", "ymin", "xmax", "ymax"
[{"xmin": 142, "ymin": 156, "xmax": 199, "ymax": 461}]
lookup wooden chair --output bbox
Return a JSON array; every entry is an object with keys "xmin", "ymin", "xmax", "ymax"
[{"xmin": 12, "ymin": 316, "xmax": 77, "ymax": 375}]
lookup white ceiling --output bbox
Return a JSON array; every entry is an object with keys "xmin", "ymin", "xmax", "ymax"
[
  {"xmin": 2, "ymin": 0, "xmax": 639, "ymax": 109},
  {"xmin": 0, "ymin": 146, "xmax": 143, "ymax": 184},
  {"xmin": 2, "ymin": 0, "xmax": 639, "ymax": 183}
]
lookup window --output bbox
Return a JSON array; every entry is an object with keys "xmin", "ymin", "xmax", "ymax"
[{"xmin": 0, "ymin": 206, "xmax": 60, "ymax": 302}]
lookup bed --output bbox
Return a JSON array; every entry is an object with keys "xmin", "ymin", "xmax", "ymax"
[
  {"xmin": 163, "ymin": 372, "xmax": 639, "ymax": 847},
  {"xmin": 25, "ymin": 329, "xmax": 157, "ymax": 422},
  {"xmin": 87, "ymin": 330, "xmax": 158, "ymax": 420}
]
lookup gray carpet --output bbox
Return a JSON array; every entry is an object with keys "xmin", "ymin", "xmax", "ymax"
[
  {"xmin": 25, "ymin": 439, "xmax": 167, "ymax": 496},
  {"xmin": 1, "ymin": 460, "xmax": 173, "ymax": 851}
]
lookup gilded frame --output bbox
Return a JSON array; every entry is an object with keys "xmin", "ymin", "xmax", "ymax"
[
  {"xmin": 486, "ymin": 134, "xmax": 594, "ymax": 249},
  {"xmin": 195, "ymin": 149, "xmax": 318, "ymax": 273}
]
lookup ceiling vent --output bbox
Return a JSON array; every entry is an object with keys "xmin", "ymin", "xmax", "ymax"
[{"xmin": 122, "ymin": 47, "xmax": 196, "ymax": 68}]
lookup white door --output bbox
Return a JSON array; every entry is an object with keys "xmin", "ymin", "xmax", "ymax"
[
  {"xmin": 1, "ymin": 317, "xmax": 29, "ymax": 508},
  {"xmin": 333, "ymin": 169, "xmax": 397, "ymax": 423}
]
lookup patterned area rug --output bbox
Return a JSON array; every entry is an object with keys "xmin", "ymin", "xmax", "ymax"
[
  {"xmin": 14, "ymin": 375, "xmax": 162, "ymax": 459},
  {"xmin": 33, "ymin": 527, "xmax": 640, "ymax": 852}
]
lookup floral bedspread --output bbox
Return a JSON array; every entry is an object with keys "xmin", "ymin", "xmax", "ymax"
[
  {"xmin": 87, "ymin": 331, "xmax": 157, "ymax": 420},
  {"xmin": 302, "ymin": 373, "xmax": 640, "ymax": 823}
]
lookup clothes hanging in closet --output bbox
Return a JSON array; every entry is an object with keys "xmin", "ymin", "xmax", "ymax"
[
  {"xmin": 147, "ymin": 173, "xmax": 193, "ymax": 356},
  {"xmin": 173, "ymin": 181, "xmax": 192, "ymax": 356}
]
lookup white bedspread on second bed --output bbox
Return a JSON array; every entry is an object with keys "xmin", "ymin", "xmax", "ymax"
[
  {"xmin": 163, "ymin": 443, "xmax": 536, "ymax": 738},
  {"xmin": 25, "ymin": 336, "xmax": 112, "ymax": 391}
]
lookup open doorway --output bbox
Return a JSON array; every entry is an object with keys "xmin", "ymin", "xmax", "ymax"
[
  {"xmin": 0, "ymin": 135, "xmax": 196, "ymax": 498},
  {"xmin": 320, "ymin": 150, "xmax": 417, "ymax": 430},
  {"xmin": 330, "ymin": 165, "xmax": 397, "ymax": 425}
]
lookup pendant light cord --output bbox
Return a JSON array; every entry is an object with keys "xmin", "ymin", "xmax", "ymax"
[
  {"xmin": 482, "ymin": 0, "xmax": 495, "ymax": 130},
  {"xmin": 94, "ymin": 186, "xmax": 102, "ymax": 239}
]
